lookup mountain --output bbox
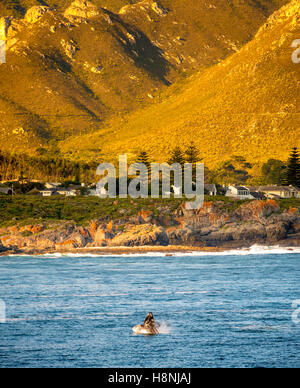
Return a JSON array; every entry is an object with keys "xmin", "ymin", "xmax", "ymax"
[
  {"xmin": 60, "ymin": 0, "xmax": 299, "ymax": 167},
  {"xmin": 0, "ymin": 0, "xmax": 287, "ymax": 156},
  {"xmin": 0, "ymin": 1, "xmax": 137, "ymax": 17}
]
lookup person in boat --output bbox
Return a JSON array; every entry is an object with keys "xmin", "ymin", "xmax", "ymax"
[
  {"xmin": 143, "ymin": 312, "xmax": 159, "ymax": 333},
  {"xmin": 132, "ymin": 312, "xmax": 160, "ymax": 335}
]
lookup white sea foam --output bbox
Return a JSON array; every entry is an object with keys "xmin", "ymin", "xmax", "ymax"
[
  {"xmin": 6, "ymin": 245, "xmax": 300, "ymax": 258},
  {"xmin": 233, "ymin": 325, "xmax": 282, "ymax": 332},
  {"xmin": 175, "ymin": 291, "xmax": 208, "ymax": 295},
  {"xmin": 157, "ymin": 321, "xmax": 172, "ymax": 334}
]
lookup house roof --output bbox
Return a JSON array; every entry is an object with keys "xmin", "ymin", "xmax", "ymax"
[
  {"xmin": 204, "ymin": 184, "xmax": 216, "ymax": 191},
  {"xmin": 0, "ymin": 187, "xmax": 14, "ymax": 194},
  {"xmin": 45, "ymin": 182, "xmax": 61, "ymax": 186},
  {"xmin": 248, "ymin": 186, "xmax": 300, "ymax": 192},
  {"xmin": 57, "ymin": 187, "xmax": 77, "ymax": 192},
  {"xmin": 234, "ymin": 186, "xmax": 249, "ymax": 191},
  {"xmin": 39, "ymin": 189, "xmax": 59, "ymax": 195},
  {"xmin": 250, "ymin": 192, "xmax": 265, "ymax": 199}
]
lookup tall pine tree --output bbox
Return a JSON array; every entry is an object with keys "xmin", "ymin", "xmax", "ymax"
[
  {"xmin": 286, "ymin": 147, "xmax": 300, "ymax": 187},
  {"xmin": 185, "ymin": 142, "xmax": 202, "ymax": 164},
  {"xmin": 136, "ymin": 151, "xmax": 151, "ymax": 172},
  {"xmin": 168, "ymin": 146, "xmax": 185, "ymax": 166},
  {"xmin": 185, "ymin": 142, "xmax": 202, "ymax": 181}
]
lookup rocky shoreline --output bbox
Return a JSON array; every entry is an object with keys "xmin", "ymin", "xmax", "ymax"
[{"xmin": 1, "ymin": 200, "xmax": 300, "ymax": 256}]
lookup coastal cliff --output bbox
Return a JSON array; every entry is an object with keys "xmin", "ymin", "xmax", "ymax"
[{"xmin": 1, "ymin": 199, "xmax": 300, "ymax": 255}]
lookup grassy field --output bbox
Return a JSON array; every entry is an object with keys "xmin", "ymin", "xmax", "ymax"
[
  {"xmin": 0, "ymin": 195, "xmax": 299, "ymax": 227},
  {"xmin": 0, "ymin": 195, "xmax": 182, "ymax": 226}
]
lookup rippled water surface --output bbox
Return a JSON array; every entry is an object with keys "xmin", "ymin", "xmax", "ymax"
[{"xmin": 1, "ymin": 252, "xmax": 300, "ymax": 368}]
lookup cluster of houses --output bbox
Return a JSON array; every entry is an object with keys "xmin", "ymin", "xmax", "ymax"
[
  {"xmin": 0, "ymin": 182, "xmax": 85, "ymax": 197},
  {"xmin": 37, "ymin": 183, "xmax": 82, "ymax": 197},
  {"xmin": 0, "ymin": 181, "xmax": 300, "ymax": 200},
  {"xmin": 218, "ymin": 185, "xmax": 300, "ymax": 200}
]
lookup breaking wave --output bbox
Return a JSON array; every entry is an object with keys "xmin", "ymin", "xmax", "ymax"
[{"xmin": 7, "ymin": 245, "xmax": 300, "ymax": 258}]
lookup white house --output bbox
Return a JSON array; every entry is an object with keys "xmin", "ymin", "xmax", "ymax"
[
  {"xmin": 39, "ymin": 188, "xmax": 77, "ymax": 197},
  {"xmin": 171, "ymin": 185, "xmax": 182, "ymax": 196},
  {"xmin": 0, "ymin": 187, "xmax": 15, "ymax": 195},
  {"xmin": 39, "ymin": 189, "xmax": 58, "ymax": 197},
  {"xmin": 204, "ymin": 184, "xmax": 217, "ymax": 196},
  {"xmin": 225, "ymin": 186, "xmax": 253, "ymax": 200},
  {"xmin": 56, "ymin": 188, "xmax": 77, "ymax": 197},
  {"xmin": 248, "ymin": 186, "xmax": 300, "ymax": 199},
  {"xmin": 45, "ymin": 182, "xmax": 62, "ymax": 189}
]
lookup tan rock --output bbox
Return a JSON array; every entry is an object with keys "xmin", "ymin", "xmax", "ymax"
[
  {"xmin": 151, "ymin": 2, "xmax": 168, "ymax": 17},
  {"xmin": 0, "ymin": 17, "xmax": 11, "ymax": 41},
  {"xmin": 30, "ymin": 225, "xmax": 44, "ymax": 234},
  {"xmin": 69, "ymin": 232, "xmax": 86, "ymax": 247},
  {"xmin": 8, "ymin": 226, "xmax": 19, "ymax": 234},
  {"xmin": 0, "ymin": 240, "xmax": 8, "ymax": 253},
  {"xmin": 61, "ymin": 39, "xmax": 77, "ymax": 59},
  {"xmin": 78, "ymin": 227, "xmax": 90, "ymax": 239},
  {"xmin": 25, "ymin": 6, "xmax": 51, "ymax": 24},
  {"xmin": 119, "ymin": 1, "xmax": 168, "ymax": 17},
  {"xmin": 288, "ymin": 207, "xmax": 299, "ymax": 215},
  {"xmin": 32, "ymin": 238, "xmax": 55, "ymax": 250},
  {"xmin": 19, "ymin": 224, "xmax": 44, "ymax": 234},
  {"xmin": 64, "ymin": 0, "xmax": 100, "ymax": 22},
  {"xmin": 238, "ymin": 200, "xmax": 280, "ymax": 220},
  {"xmin": 19, "ymin": 226, "xmax": 31, "ymax": 233},
  {"xmin": 107, "ymin": 221, "xmax": 114, "ymax": 233},
  {"xmin": 89, "ymin": 220, "xmax": 98, "ymax": 238},
  {"xmin": 108, "ymin": 224, "xmax": 168, "ymax": 247},
  {"xmin": 94, "ymin": 228, "xmax": 112, "ymax": 245},
  {"xmin": 138, "ymin": 210, "xmax": 153, "ymax": 223},
  {"xmin": 1, "ymin": 236, "xmax": 13, "ymax": 246},
  {"xmin": 293, "ymin": 221, "xmax": 300, "ymax": 234},
  {"xmin": 55, "ymin": 239, "xmax": 77, "ymax": 250},
  {"xmin": 83, "ymin": 61, "xmax": 103, "ymax": 74}
]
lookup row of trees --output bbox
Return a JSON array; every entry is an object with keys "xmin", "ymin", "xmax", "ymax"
[
  {"xmin": 1, "ymin": 145, "xmax": 299, "ymax": 189},
  {"xmin": 135, "ymin": 146, "xmax": 300, "ymax": 187},
  {"xmin": 136, "ymin": 142, "xmax": 201, "ymax": 169},
  {"xmin": 0, "ymin": 150, "xmax": 98, "ymax": 184},
  {"xmin": 261, "ymin": 147, "xmax": 300, "ymax": 187}
]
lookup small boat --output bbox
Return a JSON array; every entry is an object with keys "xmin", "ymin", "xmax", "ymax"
[{"xmin": 132, "ymin": 312, "xmax": 160, "ymax": 335}]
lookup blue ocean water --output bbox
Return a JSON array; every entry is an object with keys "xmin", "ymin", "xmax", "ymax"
[{"xmin": 0, "ymin": 251, "xmax": 300, "ymax": 368}]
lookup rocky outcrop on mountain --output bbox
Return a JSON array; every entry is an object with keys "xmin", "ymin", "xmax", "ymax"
[
  {"xmin": 64, "ymin": 0, "xmax": 100, "ymax": 22},
  {"xmin": 0, "ymin": 6, "xmax": 52, "ymax": 41},
  {"xmin": 25, "ymin": 6, "xmax": 51, "ymax": 24},
  {"xmin": 120, "ymin": 1, "xmax": 168, "ymax": 17},
  {"xmin": 0, "ymin": 16, "xmax": 11, "ymax": 40},
  {"xmin": 151, "ymin": 2, "xmax": 168, "ymax": 17},
  {"xmin": 61, "ymin": 39, "xmax": 78, "ymax": 59}
]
